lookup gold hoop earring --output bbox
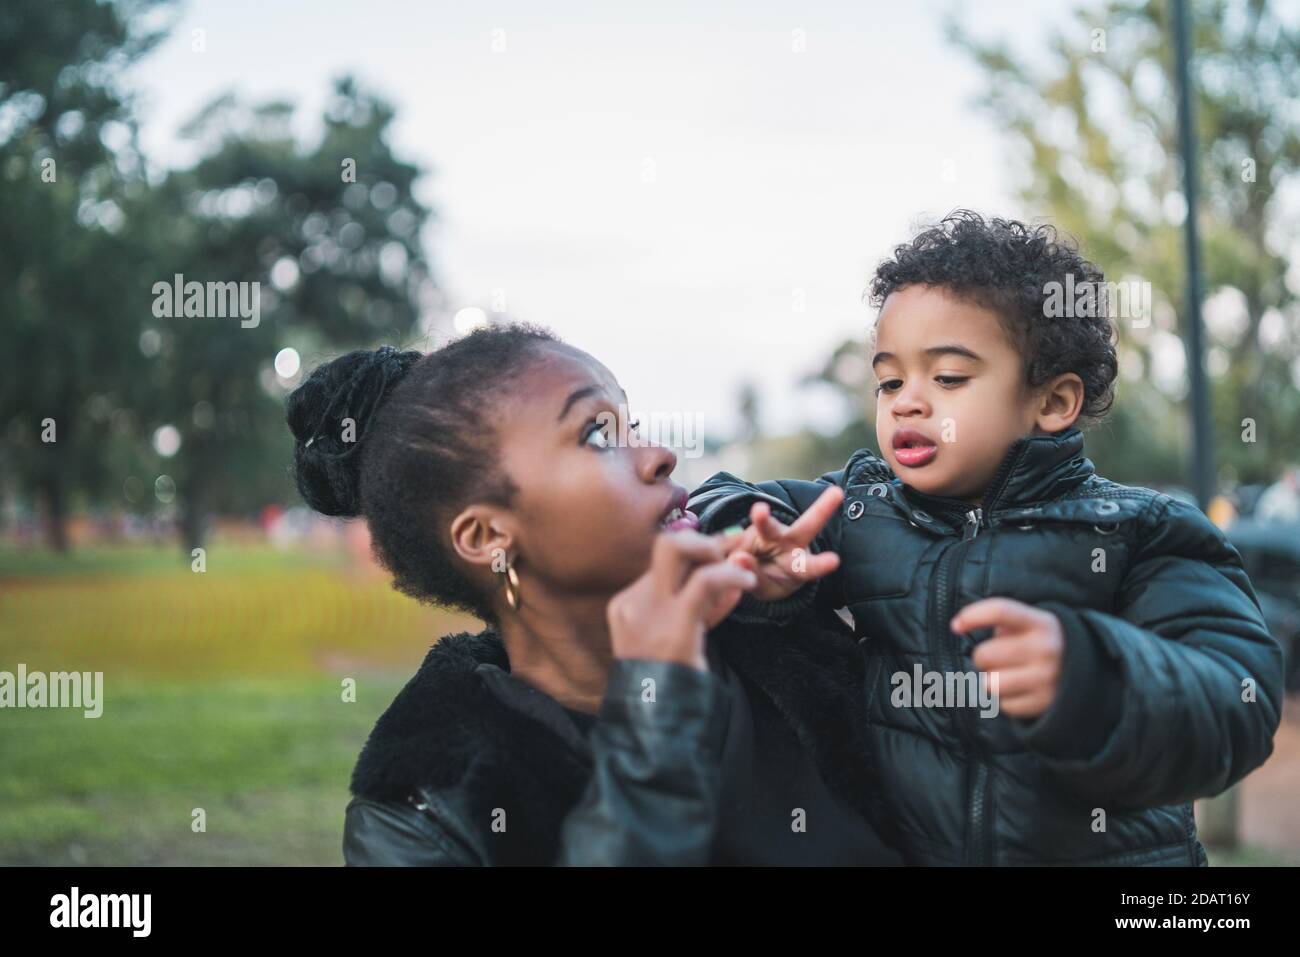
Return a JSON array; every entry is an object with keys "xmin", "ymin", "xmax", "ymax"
[{"xmin": 502, "ymin": 561, "xmax": 521, "ymax": 611}]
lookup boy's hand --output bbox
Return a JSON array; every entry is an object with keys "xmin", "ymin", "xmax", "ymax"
[
  {"xmin": 952, "ymin": 598, "xmax": 1065, "ymax": 719},
  {"xmin": 723, "ymin": 486, "xmax": 843, "ymax": 601}
]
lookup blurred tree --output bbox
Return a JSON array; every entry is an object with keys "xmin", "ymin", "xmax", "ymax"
[
  {"xmin": 0, "ymin": 0, "xmax": 172, "ymax": 550},
  {"xmin": 126, "ymin": 76, "xmax": 437, "ymax": 551},
  {"xmin": 785, "ymin": 1, "xmax": 1299, "ymax": 490},
  {"xmin": 1, "ymin": 0, "xmax": 439, "ymax": 555},
  {"xmin": 947, "ymin": 0, "xmax": 1300, "ymax": 487}
]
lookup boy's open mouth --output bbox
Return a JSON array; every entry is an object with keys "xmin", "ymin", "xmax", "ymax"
[{"xmin": 892, "ymin": 428, "xmax": 938, "ymax": 468}]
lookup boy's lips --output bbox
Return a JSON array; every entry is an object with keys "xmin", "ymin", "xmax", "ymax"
[{"xmin": 892, "ymin": 428, "xmax": 938, "ymax": 468}]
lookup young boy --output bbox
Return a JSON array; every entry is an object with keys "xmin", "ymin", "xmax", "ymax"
[{"xmin": 689, "ymin": 210, "xmax": 1284, "ymax": 865}]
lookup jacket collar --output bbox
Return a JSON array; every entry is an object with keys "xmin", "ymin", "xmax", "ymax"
[
  {"xmin": 896, "ymin": 427, "xmax": 1095, "ymax": 529},
  {"xmin": 349, "ymin": 629, "xmax": 594, "ymax": 865}
]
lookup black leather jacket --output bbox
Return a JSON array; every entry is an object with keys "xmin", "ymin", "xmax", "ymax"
[
  {"xmin": 344, "ymin": 655, "xmax": 723, "ymax": 865},
  {"xmin": 688, "ymin": 427, "xmax": 1285, "ymax": 865},
  {"xmin": 343, "ymin": 619, "xmax": 903, "ymax": 866}
]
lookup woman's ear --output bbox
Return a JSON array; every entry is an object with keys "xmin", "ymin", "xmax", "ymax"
[
  {"xmin": 448, "ymin": 505, "xmax": 514, "ymax": 571},
  {"xmin": 1034, "ymin": 372, "xmax": 1085, "ymax": 432}
]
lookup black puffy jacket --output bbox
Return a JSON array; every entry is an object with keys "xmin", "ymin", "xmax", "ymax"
[
  {"xmin": 343, "ymin": 619, "xmax": 903, "ymax": 865},
  {"xmin": 688, "ymin": 427, "xmax": 1285, "ymax": 866}
]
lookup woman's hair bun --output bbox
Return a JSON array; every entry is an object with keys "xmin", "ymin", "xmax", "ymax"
[{"xmin": 286, "ymin": 345, "xmax": 422, "ymax": 517}]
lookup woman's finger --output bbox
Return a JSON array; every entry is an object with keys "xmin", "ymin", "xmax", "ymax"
[
  {"xmin": 679, "ymin": 562, "xmax": 758, "ymax": 620},
  {"xmin": 727, "ymin": 550, "xmax": 759, "ymax": 573},
  {"xmin": 650, "ymin": 530, "xmax": 725, "ymax": 591}
]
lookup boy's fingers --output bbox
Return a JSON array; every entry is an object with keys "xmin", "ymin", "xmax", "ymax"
[
  {"xmin": 970, "ymin": 636, "xmax": 1034, "ymax": 671},
  {"xmin": 977, "ymin": 665, "xmax": 1051, "ymax": 698},
  {"xmin": 749, "ymin": 501, "xmax": 790, "ymax": 543},
  {"xmin": 787, "ymin": 486, "xmax": 845, "ymax": 544},
  {"xmin": 951, "ymin": 597, "xmax": 1039, "ymax": 635},
  {"xmin": 998, "ymin": 690, "xmax": 1052, "ymax": 718},
  {"xmin": 791, "ymin": 549, "xmax": 840, "ymax": 582}
]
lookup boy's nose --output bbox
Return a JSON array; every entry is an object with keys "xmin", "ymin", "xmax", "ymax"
[{"xmin": 892, "ymin": 388, "xmax": 929, "ymax": 417}]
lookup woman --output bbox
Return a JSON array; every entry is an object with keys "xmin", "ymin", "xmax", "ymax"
[{"xmin": 286, "ymin": 324, "xmax": 901, "ymax": 865}]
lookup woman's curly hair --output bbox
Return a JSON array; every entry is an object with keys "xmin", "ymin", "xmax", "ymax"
[{"xmin": 868, "ymin": 209, "xmax": 1119, "ymax": 422}]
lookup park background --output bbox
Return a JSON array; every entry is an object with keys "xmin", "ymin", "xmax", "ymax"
[{"xmin": 2, "ymin": 0, "xmax": 1299, "ymax": 864}]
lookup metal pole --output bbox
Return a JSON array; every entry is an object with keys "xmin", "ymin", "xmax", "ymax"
[
  {"xmin": 1172, "ymin": 0, "xmax": 1236, "ymax": 855},
  {"xmin": 1171, "ymin": 0, "xmax": 1215, "ymax": 510}
]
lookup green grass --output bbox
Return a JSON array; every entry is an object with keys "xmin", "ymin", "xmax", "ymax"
[
  {"xmin": 0, "ymin": 542, "xmax": 472, "ymax": 678},
  {"xmin": 0, "ymin": 675, "xmax": 411, "ymax": 865},
  {"xmin": 0, "ymin": 541, "xmax": 474, "ymax": 865},
  {"xmin": 0, "ymin": 541, "xmax": 346, "ymax": 579}
]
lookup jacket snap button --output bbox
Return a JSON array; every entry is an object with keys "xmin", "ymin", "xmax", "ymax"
[
  {"xmin": 867, "ymin": 483, "xmax": 888, "ymax": 497},
  {"xmin": 1017, "ymin": 523, "xmax": 1034, "ymax": 530},
  {"xmin": 1096, "ymin": 501, "xmax": 1120, "ymax": 515},
  {"xmin": 1094, "ymin": 522, "xmax": 1119, "ymax": 535},
  {"xmin": 846, "ymin": 500, "xmax": 865, "ymax": 520},
  {"xmin": 913, "ymin": 509, "xmax": 932, "ymax": 523}
]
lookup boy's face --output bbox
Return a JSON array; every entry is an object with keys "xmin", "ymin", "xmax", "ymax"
[{"xmin": 871, "ymin": 284, "xmax": 1041, "ymax": 504}]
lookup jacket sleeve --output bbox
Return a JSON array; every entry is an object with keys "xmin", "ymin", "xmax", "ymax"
[
  {"xmin": 343, "ymin": 795, "xmax": 482, "ymax": 866},
  {"xmin": 342, "ymin": 658, "xmax": 728, "ymax": 866},
  {"xmin": 687, "ymin": 460, "xmax": 854, "ymax": 624},
  {"xmin": 1012, "ymin": 494, "xmax": 1285, "ymax": 809},
  {"xmin": 554, "ymin": 658, "xmax": 727, "ymax": 865}
]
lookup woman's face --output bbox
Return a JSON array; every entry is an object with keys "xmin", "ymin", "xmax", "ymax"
[{"xmin": 490, "ymin": 343, "xmax": 688, "ymax": 601}]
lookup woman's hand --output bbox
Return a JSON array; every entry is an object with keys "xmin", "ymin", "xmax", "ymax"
[
  {"xmin": 607, "ymin": 531, "xmax": 759, "ymax": 671},
  {"xmin": 727, "ymin": 486, "xmax": 843, "ymax": 601}
]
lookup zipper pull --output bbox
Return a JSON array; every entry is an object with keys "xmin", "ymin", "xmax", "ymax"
[{"xmin": 962, "ymin": 508, "xmax": 983, "ymax": 541}]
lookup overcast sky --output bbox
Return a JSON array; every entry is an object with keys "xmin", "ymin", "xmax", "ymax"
[{"xmin": 129, "ymin": 0, "xmax": 1082, "ymax": 440}]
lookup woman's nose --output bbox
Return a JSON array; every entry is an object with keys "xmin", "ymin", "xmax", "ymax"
[{"xmin": 639, "ymin": 442, "xmax": 677, "ymax": 482}]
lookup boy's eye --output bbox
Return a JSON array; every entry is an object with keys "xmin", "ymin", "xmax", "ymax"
[
  {"xmin": 875, "ymin": 379, "xmax": 903, "ymax": 395},
  {"xmin": 935, "ymin": 375, "xmax": 969, "ymax": 387}
]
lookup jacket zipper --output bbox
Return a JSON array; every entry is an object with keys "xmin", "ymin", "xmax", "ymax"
[{"xmin": 932, "ymin": 506, "xmax": 994, "ymax": 864}]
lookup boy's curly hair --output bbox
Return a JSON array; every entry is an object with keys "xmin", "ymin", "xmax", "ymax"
[{"xmin": 868, "ymin": 209, "xmax": 1119, "ymax": 422}]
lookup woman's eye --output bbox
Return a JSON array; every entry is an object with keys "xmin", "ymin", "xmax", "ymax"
[
  {"xmin": 628, "ymin": 417, "xmax": 641, "ymax": 431},
  {"xmin": 935, "ymin": 376, "xmax": 969, "ymax": 387},
  {"xmin": 874, "ymin": 379, "xmax": 902, "ymax": 395},
  {"xmin": 583, "ymin": 422, "xmax": 613, "ymax": 449}
]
